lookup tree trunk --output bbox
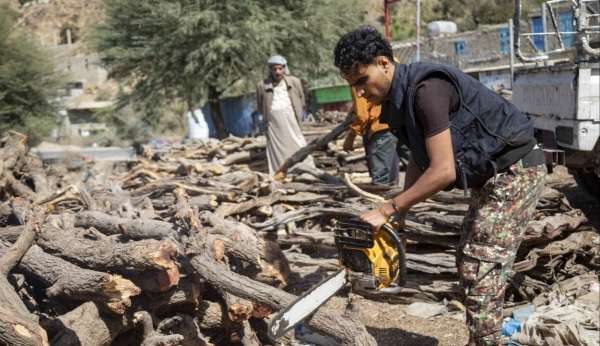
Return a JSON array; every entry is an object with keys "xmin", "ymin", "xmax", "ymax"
[{"xmin": 208, "ymin": 86, "xmax": 227, "ymax": 139}]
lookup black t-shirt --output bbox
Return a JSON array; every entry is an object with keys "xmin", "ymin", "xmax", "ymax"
[{"xmin": 414, "ymin": 75, "xmax": 459, "ymax": 138}]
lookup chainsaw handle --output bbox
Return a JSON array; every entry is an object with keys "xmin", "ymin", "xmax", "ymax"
[{"xmin": 380, "ymin": 223, "xmax": 407, "ymax": 286}]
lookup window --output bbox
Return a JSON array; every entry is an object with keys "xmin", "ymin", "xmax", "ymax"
[
  {"xmin": 531, "ymin": 16, "xmax": 545, "ymax": 51},
  {"xmin": 499, "ymin": 27, "xmax": 510, "ymax": 55},
  {"xmin": 559, "ymin": 11, "xmax": 575, "ymax": 48},
  {"xmin": 454, "ymin": 40, "xmax": 467, "ymax": 56}
]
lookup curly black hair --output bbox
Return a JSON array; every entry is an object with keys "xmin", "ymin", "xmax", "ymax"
[{"xmin": 334, "ymin": 26, "xmax": 394, "ymax": 74}]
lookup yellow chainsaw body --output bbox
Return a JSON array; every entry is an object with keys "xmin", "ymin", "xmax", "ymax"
[
  {"xmin": 334, "ymin": 219, "xmax": 406, "ymax": 290},
  {"xmin": 360, "ymin": 224, "xmax": 402, "ymax": 289}
]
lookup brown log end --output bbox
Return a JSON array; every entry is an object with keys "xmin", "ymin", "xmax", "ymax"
[
  {"xmin": 103, "ymin": 275, "xmax": 142, "ymax": 314},
  {"xmin": 149, "ymin": 242, "xmax": 180, "ymax": 292},
  {"xmin": 251, "ymin": 303, "xmax": 273, "ymax": 319},
  {"xmin": 0, "ymin": 308, "xmax": 49, "ymax": 346},
  {"xmin": 227, "ymin": 303, "xmax": 253, "ymax": 323},
  {"xmin": 211, "ymin": 239, "xmax": 226, "ymax": 262}
]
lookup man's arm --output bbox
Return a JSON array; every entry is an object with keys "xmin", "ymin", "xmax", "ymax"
[
  {"xmin": 393, "ymin": 158, "xmax": 423, "ymax": 219},
  {"xmin": 387, "ymin": 129, "xmax": 455, "ymax": 214},
  {"xmin": 361, "ymin": 129, "xmax": 455, "ymax": 229}
]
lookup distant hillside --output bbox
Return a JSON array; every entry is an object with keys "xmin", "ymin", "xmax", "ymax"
[
  {"xmin": 13, "ymin": 0, "xmax": 528, "ymax": 48},
  {"xmin": 16, "ymin": 0, "xmax": 104, "ymax": 49}
]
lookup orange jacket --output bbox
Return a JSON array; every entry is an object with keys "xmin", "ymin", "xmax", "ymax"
[{"xmin": 349, "ymin": 88, "xmax": 388, "ymax": 139}]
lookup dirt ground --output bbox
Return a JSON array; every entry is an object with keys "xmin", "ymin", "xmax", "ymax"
[
  {"xmin": 312, "ymin": 165, "xmax": 598, "ymax": 346},
  {"xmin": 324, "ymin": 296, "xmax": 469, "ymax": 346}
]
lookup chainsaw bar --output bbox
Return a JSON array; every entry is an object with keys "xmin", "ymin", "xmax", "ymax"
[{"xmin": 267, "ymin": 268, "xmax": 347, "ymax": 340}]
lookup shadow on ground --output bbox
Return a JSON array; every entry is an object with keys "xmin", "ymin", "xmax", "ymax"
[
  {"xmin": 367, "ymin": 326, "xmax": 440, "ymax": 346},
  {"xmin": 557, "ymin": 184, "xmax": 600, "ymax": 229}
]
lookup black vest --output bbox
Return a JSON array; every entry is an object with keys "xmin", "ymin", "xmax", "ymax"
[{"xmin": 380, "ymin": 63, "xmax": 535, "ymax": 189}]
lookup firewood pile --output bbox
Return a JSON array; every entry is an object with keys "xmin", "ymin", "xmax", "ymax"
[{"xmin": 0, "ymin": 126, "xmax": 598, "ymax": 346}]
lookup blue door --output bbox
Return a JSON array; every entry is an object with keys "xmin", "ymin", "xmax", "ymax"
[
  {"xmin": 559, "ymin": 11, "xmax": 575, "ymax": 48},
  {"xmin": 531, "ymin": 16, "xmax": 545, "ymax": 51},
  {"xmin": 454, "ymin": 40, "xmax": 467, "ymax": 56},
  {"xmin": 499, "ymin": 27, "xmax": 510, "ymax": 55}
]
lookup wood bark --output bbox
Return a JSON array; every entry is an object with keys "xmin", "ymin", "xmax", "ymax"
[
  {"xmin": 0, "ymin": 243, "xmax": 141, "ymax": 314},
  {"xmin": 215, "ymin": 192, "xmax": 281, "ymax": 218},
  {"xmin": 202, "ymin": 212, "xmax": 290, "ymax": 287},
  {"xmin": 38, "ymin": 222, "xmax": 179, "ymax": 293},
  {"xmin": 196, "ymin": 300, "xmax": 225, "ymax": 330},
  {"xmin": 74, "ymin": 211, "xmax": 175, "ymax": 240},
  {"xmin": 0, "ymin": 221, "xmax": 48, "ymax": 346},
  {"xmin": 133, "ymin": 311, "xmax": 184, "ymax": 346},
  {"xmin": 275, "ymin": 112, "xmax": 355, "ymax": 180},
  {"xmin": 51, "ymin": 302, "xmax": 132, "ymax": 346},
  {"xmin": 188, "ymin": 252, "xmax": 376, "ymax": 346}
]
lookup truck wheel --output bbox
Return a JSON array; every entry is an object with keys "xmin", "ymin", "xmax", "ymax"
[{"xmin": 573, "ymin": 169, "xmax": 600, "ymax": 198}]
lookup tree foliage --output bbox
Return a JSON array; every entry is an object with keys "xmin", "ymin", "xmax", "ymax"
[
  {"xmin": 390, "ymin": 0, "xmax": 544, "ymax": 41},
  {"xmin": 94, "ymin": 0, "xmax": 363, "ymax": 138},
  {"xmin": 0, "ymin": 6, "xmax": 60, "ymax": 144}
]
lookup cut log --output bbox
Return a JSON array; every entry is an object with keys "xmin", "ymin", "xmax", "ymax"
[
  {"xmin": 74, "ymin": 211, "xmax": 175, "ymax": 240},
  {"xmin": 0, "ymin": 306, "xmax": 48, "ymax": 346},
  {"xmin": 132, "ymin": 181, "xmax": 236, "ymax": 202},
  {"xmin": 188, "ymin": 195, "xmax": 218, "ymax": 211},
  {"xmin": 0, "ymin": 225, "xmax": 25, "ymax": 242},
  {"xmin": 250, "ymin": 206, "xmax": 361, "ymax": 231},
  {"xmin": 275, "ymin": 112, "xmax": 355, "ymax": 180},
  {"xmin": 0, "ymin": 243, "xmax": 141, "ymax": 314},
  {"xmin": 52, "ymin": 302, "xmax": 132, "ymax": 346},
  {"xmin": 133, "ymin": 311, "xmax": 184, "ymax": 346},
  {"xmin": 196, "ymin": 300, "xmax": 225, "ymax": 330},
  {"xmin": 155, "ymin": 314, "xmax": 210, "ymax": 346},
  {"xmin": 0, "ymin": 220, "xmax": 49, "ymax": 346},
  {"xmin": 215, "ymin": 192, "xmax": 281, "ymax": 218},
  {"xmin": 38, "ymin": 221, "xmax": 179, "ymax": 292},
  {"xmin": 143, "ymin": 277, "xmax": 201, "ymax": 314},
  {"xmin": 202, "ymin": 212, "xmax": 290, "ymax": 286},
  {"xmin": 188, "ymin": 252, "xmax": 376, "ymax": 346},
  {"xmin": 219, "ymin": 290, "xmax": 260, "ymax": 346}
]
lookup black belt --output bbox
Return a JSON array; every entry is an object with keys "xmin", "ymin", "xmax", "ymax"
[
  {"xmin": 519, "ymin": 147, "xmax": 546, "ymax": 168},
  {"xmin": 495, "ymin": 139, "xmax": 543, "ymax": 172}
]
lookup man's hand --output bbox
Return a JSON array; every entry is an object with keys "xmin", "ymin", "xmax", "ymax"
[
  {"xmin": 360, "ymin": 208, "xmax": 387, "ymax": 231},
  {"xmin": 360, "ymin": 202, "xmax": 394, "ymax": 231}
]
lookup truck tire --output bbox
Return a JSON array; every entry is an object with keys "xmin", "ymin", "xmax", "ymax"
[{"xmin": 573, "ymin": 169, "xmax": 600, "ymax": 198}]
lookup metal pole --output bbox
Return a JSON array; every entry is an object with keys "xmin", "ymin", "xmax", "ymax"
[
  {"xmin": 542, "ymin": 3, "xmax": 548, "ymax": 52},
  {"xmin": 509, "ymin": 18, "xmax": 515, "ymax": 89},
  {"xmin": 416, "ymin": 0, "xmax": 421, "ymax": 62},
  {"xmin": 384, "ymin": 0, "xmax": 390, "ymax": 40}
]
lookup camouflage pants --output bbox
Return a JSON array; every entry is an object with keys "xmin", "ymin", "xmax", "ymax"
[{"xmin": 457, "ymin": 161, "xmax": 547, "ymax": 346}]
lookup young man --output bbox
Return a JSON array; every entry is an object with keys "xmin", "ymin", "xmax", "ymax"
[
  {"xmin": 334, "ymin": 26, "xmax": 547, "ymax": 345},
  {"xmin": 256, "ymin": 55, "xmax": 313, "ymax": 175},
  {"xmin": 344, "ymin": 87, "xmax": 400, "ymax": 185}
]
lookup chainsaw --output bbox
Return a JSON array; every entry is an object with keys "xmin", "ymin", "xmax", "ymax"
[{"xmin": 268, "ymin": 216, "xmax": 407, "ymax": 340}]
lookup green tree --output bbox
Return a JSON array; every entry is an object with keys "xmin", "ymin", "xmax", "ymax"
[
  {"xmin": 0, "ymin": 6, "xmax": 60, "ymax": 144},
  {"xmin": 434, "ymin": 0, "xmax": 515, "ymax": 30},
  {"xmin": 388, "ymin": 0, "xmax": 544, "ymax": 41},
  {"xmin": 94, "ymin": 0, "xmax": 362, "ymax": 139}
]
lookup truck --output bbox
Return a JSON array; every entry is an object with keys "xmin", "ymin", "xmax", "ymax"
[{"xmin": 511, "ymin": 0, "xmax": 599, "ymax": 195}]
